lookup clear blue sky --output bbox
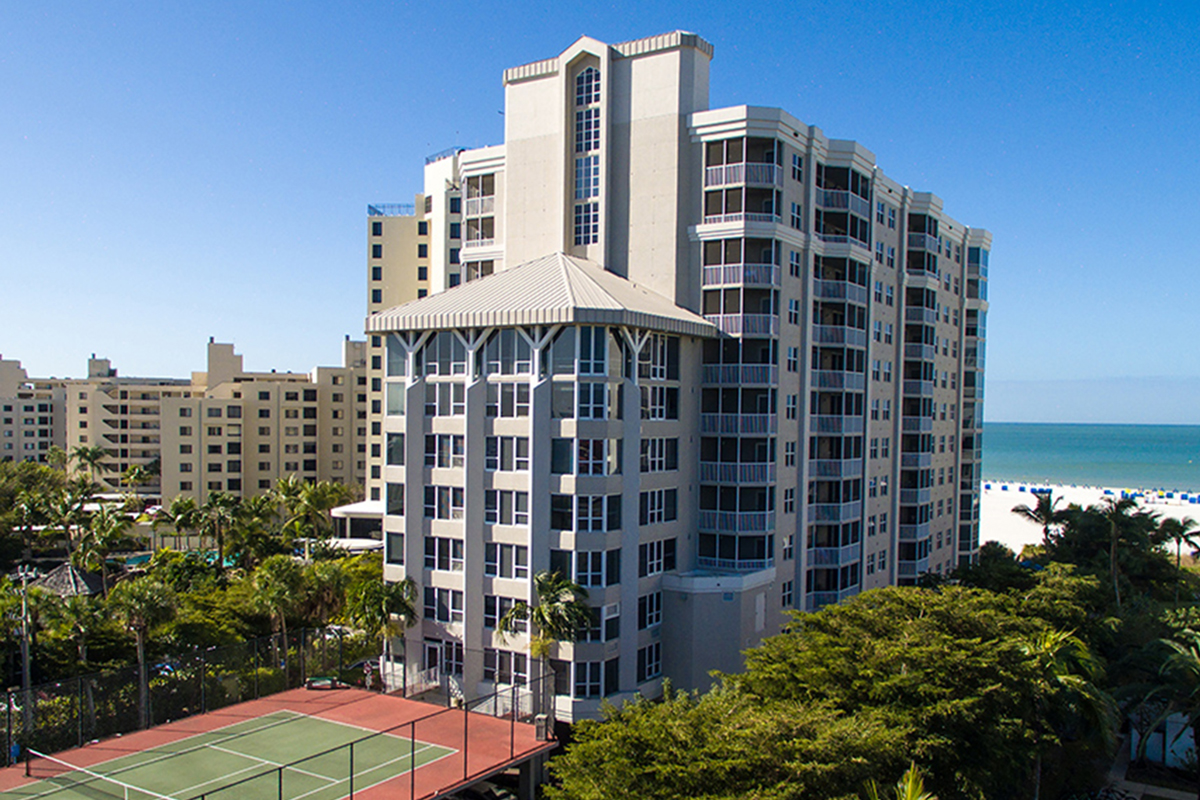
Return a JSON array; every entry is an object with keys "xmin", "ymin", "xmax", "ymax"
[{"xmin": 2, "ymin": 1, "xmax": 1198, "ymax": 422}]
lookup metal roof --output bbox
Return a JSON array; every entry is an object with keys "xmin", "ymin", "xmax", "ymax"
[{"xmin": 366, "ymin": 253, "xmax": 717, "ymax": 338}]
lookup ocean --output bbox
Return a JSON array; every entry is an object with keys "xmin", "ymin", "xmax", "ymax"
[{"xmin": 983, "ymin": 423, "xmax": 1200, "ymax": 492}]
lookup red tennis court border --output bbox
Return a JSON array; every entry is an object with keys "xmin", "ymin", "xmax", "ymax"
[{"xmin": 0, "ymin": 687, "xmax": 557, "ymax": 800}]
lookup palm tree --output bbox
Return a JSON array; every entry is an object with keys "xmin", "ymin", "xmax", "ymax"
[
  {"xmin": 45, "ymin": 477, "xmax": 96, "ymax": 556},
  {"xmin": 109, "ymin": 577, "xmax": 176, "ymax": 729},
  {"xmin": 13, "ymin": 489, "xmax": 47, "ymax": 559},
  {"xmin": 226, "ymin": 493, "xmax": 284, "ymax": 569},
  {"xmin": 120, "ymin": 465, "xmax": 150, "ymax": 510},
  {"xmin": 1140, "ymin": 630, "xmax": 1200, "ymax": 800},
  {"xmin": 70, "ymin": 445, "xmax": 108, "ymax": 483},
  {"xmin": 1012, "ymin": 492, "xmax": 1063, "ymax": 547},
  {"xmin": 1160, "ymin": 517, "xmax": 1200, "ymax": 605},
  {"xmin": 46, "ymin": 446, "xmax": 68, "ymax": 470},
  {"xmin": 864, "ymin": 763, "xmax": 937, "ymax": 800},
  {"xmin": 344, "ymin": 578, "xmax": 418, "ymax": 690},
  {"xmin": 198, "ymin": 492, "xmax": 240, "ymax": 567},
  {"xmin": 153, "ymin": 495, "xmax": 200, "ymax": 552},
  {"xmin": 302, "ymin": 560, "xmax": 348, "ymax": 627},
  {"xmin": 1092, "ymin": 497, "xmax": 1139, "ymax": 612},
  {"xmin": 254, "ymin": 554, "xmax": 305, "ymax": 677},
  {"xmin": 275, "ymin": 478, "xmax": 355, "ymax": 558},
  {"xmin": 497, "ymin": 570, "xmax": 592, "ymax": 689},
  {"xmin": 73, "ymin": 504, "xmax": 131, "ymax": 595},
  {"xmin": 1018, "ymin": 629, "xmax": 1115, "ymax": 800}
]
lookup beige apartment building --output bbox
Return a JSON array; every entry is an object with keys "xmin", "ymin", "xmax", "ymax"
[
  {"xmin": 0, "ymin": 357, "xmax": 66, "ymax": 464},
  {"xmin": 364, "ymin": 30, "xmax": 989, "ymax": 720}
]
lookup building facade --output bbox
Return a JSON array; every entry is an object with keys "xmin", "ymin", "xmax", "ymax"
[
  {"xmin": 365, "ymin": 31, "xmax": 990, "ymax": 720},
  {"xmin": 0, "ymin": 357, "xmax": 66, "ymax": 464}
]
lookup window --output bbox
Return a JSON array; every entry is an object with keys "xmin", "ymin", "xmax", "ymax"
[
  {"xmin": 574, "ymin": 202, "xmax": 599, "ymax": 245},
  {"xmin": 207, "ymin": 426, "xmax": 222, "ymax": 436},
  {"xmin": 423, "ymin": 587, "xmax": 464, "ymax": 624},
  {"xmin": 639, "ymin": 489, "xmax": 678, "ymax": 525},
  {"xmin": 886, "ymin": 285, "xmax": 894, "ymax": 305},
  {"xmin": 575, "ymin": 155, "xmax": 600, "ymax": 199},
  {"xmin": 783, "ymin": 487, "xmax": 795, "ymax": 514},
  {"xmin": 485, "ymin": 436, "xmax": 530, "ymax": 471},
  {"xmin": 424, "ymin": 537, "xmax": 464, "ymax": 571},
  {"xmin": 790, "ymin": 202, "xmax": 802, "ymax": 230},
  {"xmin": 449, "ymin": 222, "xmax": 461, "ymax": 239},
  {"xmin": 576, "ymin": 107, "xmax": 600, "ymax": 152},
  {"xmin": 577, "ymin": 382, "xmax": 612, "ymax": 419},
  {"xmin": 784, "ymin": 441, "xmax": 796, "ymax": 466},
  {"xmin": 424, "ymin": 434, "xmax": 464, "ymax": 468},
  {"xmin": 781, "ymin": 580, "xmax": 794, "ymax": 607},
  {"xmin": 786, "ymin": 346, "xmax": 798, "ymax": 372},
  {"xmin": 425, "ymin": 383, "xmax": 465, "ymax": 416},
  {"xmin": 550, "ymin": 495, "xmax": 622, "ymax": 532},
  {"xmin": 788, "ymin": 298, "xmax": 800, "ymax": 325},
  {"xmin": 485, "ymin": 489, "xmax": 529, "ymax": 525},
  {"xmin": 575, "ymin": 66, "xmax": 600, "ymax": 105},
  {"xmin": 888, "ymin": 207, "xmax": 897, "ymax": 229},
  {"xmin": 638, "ymin": 538, "xmax": 677, "ymax": 577},
  {"xmin": 372, "ymin": 221, "xmax": 382, "ymax": 236},
  {"xmin": 372, "ymin": 244, "xmax": 382, "ymax": 258},
  {"xmin": 640, "ymin": 438, "xmax": 678, "ymax": 472},
  {"xmin": 871, "ymin": 399, "xmax": 880, "ymax": 420},
  {"xmin": 485, "ymin": 543, "xmax": 529, "ymax": 579},
  {"xmin": 785, "ymin": 394, "xmax": 798, "ymax": 420},
  {"xmin": 782, "ymin": 534, "xmax": 794, "ymax": 560},
  {"xmin": 874, "ymin": 281, "xmax": 883, "ymax": 302},
  {"xmin": 885, "ymin": 323, "xmax": 893, "ymax": 344},
  {"xmin": 876, "ymin": 201, "xmax": 886, "ymax": 224},
  {"xmin": 882, "ymin": 400, "xmax": 891, "ymax": 420},
  {"xmin": 791, "ymin": 153, "xmax": 803, "ymax": 181},
  {"xmin": 636, "ymin": 644, "xmax": 661, "ymax": 683},
  {"xmin": 875, "ymin": 242, "xmax": 884, "ymax": 264},
  {"xmin": 887, "ymin": 247, "xmax": 896, "ymax": 268},
  {"xmin": 874, "ymin": 320, "xmax": 882, "ymax": 342},
  {"xmin": 484, "ymin": 596, "xmax": 524, "ymax": 630},
  {"xmin": 557, "ymin": 548, "xmax": 621, "ymax": 587},
  {"xmin": 179, "ymin": 444, "xmax": 192, "ymax": 454},
  {"xmin": 417, "ymin": 243, "xmax": 428, "ymax": 258},
  {"xmin": 790, "ymin": 250, "xmax": 802, "ymax": 278},
  {"xmin": 637, "ymin": 592, "xmax": 662, "ymax": 629},
  {"xmin": 640, "ymin": 386, "xmax": 678, "ymax": 420},
  {"xmin": 423, "ymin": 486, "xmax": 465, "ymax": 519},
  {"xmin": 485, "ymin": 649, "xmax": 528, "ymax": 686},
  {"xmin": 418, "ymin": 266, "xmax": 428, "ymax": 281},
  {"xmin": 485, "ymin": 383, "xmax": 530, "ymax": 417}
]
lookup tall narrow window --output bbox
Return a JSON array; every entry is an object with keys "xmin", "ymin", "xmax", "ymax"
[{"xmin": 573, "ymin": 67, "xmax": 601, "ymax": 245}]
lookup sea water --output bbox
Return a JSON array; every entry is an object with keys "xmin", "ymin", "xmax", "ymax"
[{"xmin": 983, "ymin": 423, "xmax": 1200, "ymax": 492}]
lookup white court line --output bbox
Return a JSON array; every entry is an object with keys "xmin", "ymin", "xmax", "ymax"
[
  {"xmin": 287, "ymin": 744, "xmax": 444, "ymax": 800},
  {"xmin": 174, "ymin": 761, "xmax": 275, "ymax": 797},
  {"xmin": 206, "ymin": 744, "xmax": 339, "ymax": 784}
]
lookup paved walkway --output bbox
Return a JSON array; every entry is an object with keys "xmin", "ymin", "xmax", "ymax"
[{"xmin": 1108, "ymin": 735, "xmax": 1196, "ymax": 799}]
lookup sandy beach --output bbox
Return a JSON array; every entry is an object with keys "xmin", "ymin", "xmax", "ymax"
[{"xmin": 980, "ymin": 480, "xmax": 1200, "ymax": 554}]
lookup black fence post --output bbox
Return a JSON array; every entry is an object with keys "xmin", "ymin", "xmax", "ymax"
[
  {"xmin": 348, "ymin": 740, "xmax": 355, "ymax": 799},
  {"xmin": 463, "ymin": 700, "xmax": 469, "ymax": 780},
  {"xmin": 77, "ymin": 676, "xmax": 83, "ymax": 749},
  {"xmin": 299, "ymin": 629, "xmax": 306, "ymax": 686},
  {"xmin": 510, "ymin": 684, "xmax": 516, "ymax": 760},
  {"xmin": 410, "ymin": 721, "xmax": 416, "ymax": 800},
  {"xmin": 254, "ymin": 637, "xmax": 260, "ymax": 699},
  {"xmin": 200, "ymin": 650, "xmax": 207, "ymax": 713},
  {"xmin": 6, "ymin": 688, "xmax": 12, "ymax": 767}
]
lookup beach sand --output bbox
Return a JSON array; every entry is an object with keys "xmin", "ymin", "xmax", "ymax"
[{"xmin": 981, "ymin": 481, "xmax": 1200, "ymax": 554}]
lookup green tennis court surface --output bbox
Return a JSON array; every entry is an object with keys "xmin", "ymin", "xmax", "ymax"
[{"xmin": 3, "ymin": 710, "xmax": 456, "ymax": 800}]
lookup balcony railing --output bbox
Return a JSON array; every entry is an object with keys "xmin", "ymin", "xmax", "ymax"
[
  {"xmin": 899, "ymin": 522, "xmax": 932, "ymax": 541},
  {"xmin": 901, "ymin": 416, "xmax": 934, "ymax": 433},
  {"xmin": 463, "ymin": 238, "xmax": 496, "ymax": 249},
  {"xmin": 807, "ymin": 543, "xmax": 863, "ymax": 567},
  {"xmin": 698, "ymin": 510, "xmax": 776, "ymax": 532},
  {"xmin": 464, "ymin": 196, "xmax": 495, "ymax": 217},
  {"xmin": 813, "ymin": 326, "xmax": 867, "ymax": 347},
  {"xmin": 901, "ymin": 453, "xmax": 933, "ymax": 469},
  {"xmin": 697, "ymin": 557, "xmax": 774, "ymax": 572},
  {"xmin": 813, "ymin": 281, "xmax": 869, "ymax": 303},
  {"xmin": 908, "ymin": 232, "xmax": 940, "ymax": 251},
  {"xmin": 702, "ymin": 212, "xmax": 782, "ymax": 226},
  {"xmin": 367, "ymin": 203, "xmax": 416, "ymax": 217},
  {"xmin": 700, "ymin": 413, "xmax": 778, "ymax": 435},
  {"xmin": 905, "ymin": 307, "xmax": 938, "ymax": 324},
  {"xmin": 904, "ymin": 344, "xmax": 936, "ymax": 361},
  {"xmin": 897, "ymin": 557, "xmax": 931, "ymax": 578},
  {"xmin": 807, "ymin": 501, "xmax": 863, "ymax": 523},
  {"xmin": 702, "ymin": 364, "xmax": 778, "ymax": 385},
  {"xmin": 705, "ymin": 313, "xmax": 780, "ymax": 336},
  {"xmin": 899, "ymin": 487, "xmax": 932, "ymax": 505},
  {"xmin": 804, "ymin": 586, "xmax": 860, "ymax": 612},
  {"xmin": 903, "ymin": 380, "xmax": 935, "ymax": 397},
  {"xmin": 809, "ymin": 415, "xmax": 865, "ymax": 435},
  {"xmin": 704, "ymin": 162, "xmax": 783, "ymax": 188},
  {"xmin": 810, "ymin": 459, "xmax": 864, "ymax": 478},
  {"xmin": 813, "ymin": 371, "xmax": 866, "ymax": 391},
  {"xmin": 701, "ymin": 263, "xmax": 780, "ymax": 287},
  {"xmin": 699, "ymin": 462, "xmax": 777, "ymax": 484},
  {"xmin": 815, "ymin": 190, "xmax": 872, "ymax": 218}
]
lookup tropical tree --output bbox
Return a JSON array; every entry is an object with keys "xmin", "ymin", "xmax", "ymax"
[
  {"xmin": 253, "ymin": 554, "xmax": 305, "ymax": 673},
  {"xmin": 224, "ymin": 493, "xmax": 284, "ymax": 569},
  {"xmin": 1018, "ymin": 629, "xmax": 1115, "ymax": 800},
  {"xmin": 12, "ymin": 489, "xmax": 48, "ymax": 559},
  {"xmin": 109, "ymin": 577, "xmax": 176, "ymax": 728},
  {"xmin": 275, "ymin": 478, "xmax": 355, "ymax": 557},
  {"xmin": 343, "ymin": 577, "xmax": 417, "ymax": 688},
  {"xmin": 198, "ymin": 492, "xmax": 240, "ymax": 566},
  {"xmin": 1093, "ymin": 497, "xmax": 1140, "ymax": 612},
  {"xmin": 45, "ymin": 477, "xmax": 96, "ymax": 555},
  {"xmin": 301, "ymin": 560, "xmax": 348, "ymax": 627},
  {"xmin": 47, "ymin": 594, "xmax": 104, "ymax": 667},
  {"xmin": 45, "ymin": 446, "xmax": 68, "ymax": 471},
  {"xmin": 1160, "ymin": 517, "xmax": 1200, "ymax": 604},
  {"xmin": 73, "ymin": 504, "xmax": 131, "ymax": 595},
  {"xmin": 70, "ymin": 445, "xmax": 108, "ymax": 484},
  {"xmin": 153, "ymin": 495, "xmax": 200, "ymax": 552},
  {"xmin": 120, "ymin": 464, "xmax": 150, "ymax": 506},
  {"xmin": 498, "ymin": 570, "xmax": 592, "ymax": 685},
  {"xmin": 1138, "ymin": 630, "xmax": 1200, "ymax": 800},
  {"xmin": 1012, "ymin": 492, "xmax": 1063, "ymax": 547},
  {"xmin": 864, "ymin": 763, "xmax": 937, "ymax": 800}
]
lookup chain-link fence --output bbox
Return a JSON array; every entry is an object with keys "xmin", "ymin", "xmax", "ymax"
[{"xmin": 4, "ymin": 628, "xmax": 380, "ymax": 765}]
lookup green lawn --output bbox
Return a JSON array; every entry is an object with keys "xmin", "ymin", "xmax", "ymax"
[{"xmin": 2, "ymin": 711, "xmax": 455, "ymax": 800}]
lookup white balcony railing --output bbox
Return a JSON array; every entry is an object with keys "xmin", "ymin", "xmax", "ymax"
[{"xmin": 701, "ymin": 263, "xmax": 780, "ymax": 287}]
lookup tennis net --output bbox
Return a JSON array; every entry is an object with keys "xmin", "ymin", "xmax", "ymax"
[{"xmin": 24, "ymin": 748, "xmax": 178, "ymax": 800}]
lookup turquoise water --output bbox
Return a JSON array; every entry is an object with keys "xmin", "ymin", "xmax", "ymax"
[{"xmin": 983, "ymin": 423, "xmax": 1200, "ymax": 492}]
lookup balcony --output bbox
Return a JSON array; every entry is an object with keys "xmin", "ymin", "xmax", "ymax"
[
  {"xmin": 813, "ymin": 280, "xmax": 869, "ymax": 304},
  {"xmin": 700, "ymin": 462, "xmax": 776, "ymax": 483},
  {"xmin": 700, "ymin": 413, "xmax": 778, "ymax": 435},
  {"xmin": 698, "ymin": 510, "xmax": 776, "ymax": 532},
  {"xmin": 807, "ymin": 543, "xmax": 862, "ymax": 567},
  {"xmin": 907, "ymin": 232, "xmax": 940, "ymax": 251},
  {"xmin": 898, "ymin": 522, "xmax": 931, "ymax": 541},
  {"xmin": 702, "ymin": 364, "xmax": 778, "ymax": 385},
  {"xmin": 901, "ymin": 416, "xmax": 934, "ymax": 433},
  {"xmin": 902, "ymin": 380, "xmax": 935, "ymax": 397},
  {"xmin": 463, "ymin": 238, "xmax": 496, "ymax": 250},
  {"xmin": 807, "ymin": 501, "xmax": 863, "ymax": 523},
  {"xmin": 810, "ymin": 459, "xmax": 863, "ymax": 478},
  {"xmin": 464, "ymin": 196, "xmax": 495, "ymax": 217},
  {"xmin": 905, "ymin": 307, "xmax": 939, "ymax": 324},
  {"xmin": 904, "ymin": 344, "xmax": 936, "ymax": 361},
  {"xmin": 809, "ymin": 415, "xmax": 865, "ymax": 435},
  {"xmin": 900, "ymin": 453, "xmax": 932, "ymax": 469},
  {"xmin": 367, "ymin": 203, "xmax": 416, "ymax": 217},
  {"xmin": 702, "ymin": 212, "xmax": 782, "ymax": 226},
  {"xmin": 805, "ymin": 586, "xmax": 860, "ymax": 612},
  {"xmin": 697, "ymin": 556, "xmax": 774, "ymax": 572},
  {"xmin": 701, "ymin": 263, "xmax": 780, "ymax": 287},
  {"xmin": 705, "ymin": 313, "xmax": 780, "ymax": 336},
  {"xmin": 814, "ymin": 326, "xmax": 867, "ymax": 347},
  {"xmin": 899, "ymin": 487, "xmax": 932, "ymax": 505},
  {"xmin": 897, "ymin": 557, "xmax": 931, "ymax": 578},
  {"xmin": 815, "ymin": 190, "xmax": 871, "ymax": 218},
  {"xmin": 813, "ymin": 371, "xmax": 866, "ymax": 391},
  {"xmin": 704, "ymin": 162, "xmax": 783, "ymax": 188}
]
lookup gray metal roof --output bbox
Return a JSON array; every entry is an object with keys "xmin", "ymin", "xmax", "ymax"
[{"xmin": 366, "ymin": 253, "xmax": 717, "ymax": 338}]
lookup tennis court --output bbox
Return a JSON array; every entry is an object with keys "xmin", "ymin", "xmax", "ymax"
[{"xmin": 0, "ymin": 686, "xmax": 555, "ymax": 800}]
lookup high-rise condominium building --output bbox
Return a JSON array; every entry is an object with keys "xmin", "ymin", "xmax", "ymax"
[
  {"xmin": 364, "ymin": 31, "xmax": 990, "ymax": 721},
  {"xmin": 0, "ymin": 357, "xmax": 66, "ymax": 464}
]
